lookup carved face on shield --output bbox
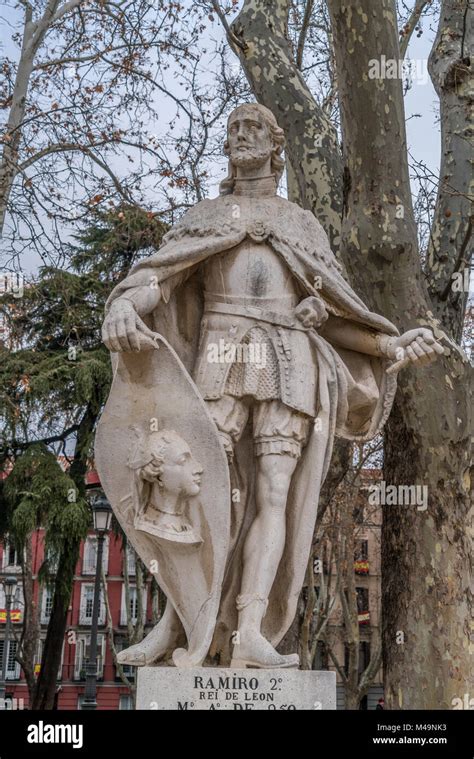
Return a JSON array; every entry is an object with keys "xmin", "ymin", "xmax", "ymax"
[
  {"xmin": 141, "ymin": 430, "xmax": 203, "ymax": 498},
  {"xmin": 130, "ymin": 429, "xmax": 204, "ymax": 545}
]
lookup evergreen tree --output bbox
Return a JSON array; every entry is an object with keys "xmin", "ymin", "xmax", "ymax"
[{"xmin": 0, "ymin": 205, "xmax": 166, "ymax": 709}]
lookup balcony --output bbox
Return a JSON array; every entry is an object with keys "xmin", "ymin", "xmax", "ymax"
[
  {"xmin": 0, "ymin": 609, "xmax": 22, "ymax": 623},
  {"xmin": 358, "ymin": 611, "xmax": 370, "ymax": 626},
  {"xmin": 354, "ymin": 559, "xmax": 369, "ymax": 575}
]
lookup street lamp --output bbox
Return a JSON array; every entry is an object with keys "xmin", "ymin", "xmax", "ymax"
[
  {"xmin": 81, "ymin": 495, "xmax": 112, "ymax": 711},
  {"xmin": 0, "ymin": 575, "xmax": 18, "ymax": 709}
]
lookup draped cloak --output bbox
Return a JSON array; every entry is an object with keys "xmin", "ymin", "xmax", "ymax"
[{"xmin": 98, "ymin": 193, "xmax": 399, "ymax": 665}]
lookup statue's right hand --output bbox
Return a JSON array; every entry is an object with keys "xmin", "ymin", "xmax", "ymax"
[{"xmin": 101, "ymin": 299, "xmax": 159, "ymax": 352}]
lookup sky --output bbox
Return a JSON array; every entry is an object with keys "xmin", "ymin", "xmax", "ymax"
[
  {"xmin": 403, "ymin": 31, "xmax": 441, "ymax": 198},
  {"xmin": 0, "ymin": 1, "xmax": 443, "ymax": 275}
]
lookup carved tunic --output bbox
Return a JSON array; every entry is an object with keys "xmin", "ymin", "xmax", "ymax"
[{"xmin": 193, "ymin": 239, "xmax": 318, "ymax": 417}]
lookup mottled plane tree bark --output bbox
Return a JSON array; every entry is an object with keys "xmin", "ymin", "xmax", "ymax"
[
  {"xmin": 326, "ymin": 0, "xmax": 472, "ymax": 710},
  {"xmin": 217, "ymin": 0, "xmax": 472, "ymax": 708},
  {"xmin": 426, "ymin": 0, "xmax": 473, "ymax": 341}
]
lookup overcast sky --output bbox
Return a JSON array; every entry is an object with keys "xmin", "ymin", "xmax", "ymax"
[{"xmin": 0, "ymin": 3, "xmax": 442, "ymax": 276}]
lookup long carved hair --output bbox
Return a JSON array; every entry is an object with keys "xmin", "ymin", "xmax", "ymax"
[
  {"xmin": 129, "ymin": 429, "xmax": 180, "ymax": 518},
  {"xmin": 219, "ymin": 104, "xmax": 286, "ymax": 196}
]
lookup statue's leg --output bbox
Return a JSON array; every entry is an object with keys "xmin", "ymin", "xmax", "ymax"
[
  {"xmin": 117, "ymin": 601, "xmax": 185, "ymax": 667},
  {"xmin": 231, "ymin": 401, "xmax": 310, "ymax": 669}
]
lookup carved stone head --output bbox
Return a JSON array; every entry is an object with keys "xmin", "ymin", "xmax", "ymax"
[
  {"xmin": 129, "ymin": 429, "xmax": 204, "ymax": 545},
  {"xmin": 138, "ymin": 429, "xmax": 203, "ymax": 498},
  {"xmin": 220, "ymin": 103, "xmax": 285, "ymax": 195}
]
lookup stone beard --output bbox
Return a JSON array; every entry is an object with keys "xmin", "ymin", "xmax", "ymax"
[{"xmin": 96, "ymin": 103, "xmax": 443, "ymax": 670}]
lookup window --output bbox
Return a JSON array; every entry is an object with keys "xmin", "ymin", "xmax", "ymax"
[
  {"xmin": 82, "ymin": 536, "xmax": 109, "ymax": 575},
  {"xmin": 355, "ymin": 540, "xmax": 369, "ymax": 561},
  {"xmin": 0, "ymin": 583, "xmax": 24, "ymax": 621},
  {"xmin": 359, "ymin": 641, "xmax": 371, "ymax": 675},
  {"xmin": 119, "ymin": 694, "xmax": 133, "ymax": 710},
  {"xmin": 0, "ymin": 640, "xmax": 20, "ymax": 680},
  {"xmin": 120, "ymin": 585, "xmax": 147, "ymax": 626},
  {"xmin": 345, "ymin": 641, "xmax": 372, "ymax": 684},
  {"xmin": 7, "ymin": 545, "xmax": 18, "ymax": 567},
  {"xmin": 356, "ymin": 587, "xmax": 370, "ymax": 625},
  {"xmin": 0, "ymin": 585, "xmax": 24, "ymax": 626},
  {"xmin": 35, "ymin": 638, "xmax": 64, "ymax": 680},
  {"xmin": 79, "ymin": 584, "xmax": 106, "ymax": 625},
  {"xmin": 124, "ymin": 545, "xmax": 136, "ymax": 577},
  {"xmin": 40, "ymin": 587, "xmax": 54, "ymax": 624},
  {"xmin": 356, "ymin": 587, "xmax": 369, "ymax": 613},
  {"xmin": 114, "ymin": 638, "xmax": 135, "ymax": 679},
  {"xmin": 352, "ymin": 504, "xmax": 365, "ymax": 525},
  {"xmin": 354, "ymin": 540, "xmax": 369, "ymax": 574},
  {"xmin": 1, "ymin": 540, "xmax": 21, "ymax": 570},
  {"xmin": 74, "ymin": 634, "xmax": 105, "ymax": 680},
  {"xmin": 314, "ymin": 641, "xmax": 328, "ymax": 670},
  {"xmin": 43, "ymin": 548, "xmax": 59, "ymax": 574}
]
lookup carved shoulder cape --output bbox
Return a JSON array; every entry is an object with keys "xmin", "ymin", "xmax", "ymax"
[{"xmin": 103, "ymin": 194, "xmax": 399, "ymax": 662}]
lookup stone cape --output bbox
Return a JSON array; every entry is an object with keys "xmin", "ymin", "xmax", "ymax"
[{"xmin": 104, "ymin": 192, "xmax": 400, "ymax": 664}]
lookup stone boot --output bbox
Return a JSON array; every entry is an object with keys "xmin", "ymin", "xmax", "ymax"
[{"xmin": 230, "ymin": 594, "xmax": 299, "ymax": 669}]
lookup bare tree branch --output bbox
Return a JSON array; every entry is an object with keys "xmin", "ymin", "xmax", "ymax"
[
  {"xmin": 399, "ymin": 0, "xmax": 432, "ymax": 57},
  {"xmin": 296, "ymin": 0, "xmax": 315, "ymax": 69}
]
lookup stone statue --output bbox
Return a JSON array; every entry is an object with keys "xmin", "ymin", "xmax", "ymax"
[{"xmin": 95, "ymin": 103, "xmax": 444, "ymax": 670}]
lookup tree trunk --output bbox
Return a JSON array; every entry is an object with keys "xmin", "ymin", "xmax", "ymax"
[
  {"xmin": 231, "ymin": 0, "xmax": 343, "ymax": 249},
  {"xmin": 16, "ymin": 535, "xmax": 40, "ymax": 705},
  {"xmin": 230, "ymin": 0, "xmax": 472, "ymax": 708},
  {"xmin": 30, "ymin": 545, "xmax": 78, "ymax": 710},
  {"xmin": 326, "ymin": 0, "xmax": 472, "ymax": 709},
  {"xmin": 32, "ymin": 404, "xmax": 96, "ymax": 710},
  {"xmin": 426, "ymin": 0, "xmax": 473, "ymax": 341},
  {"xmin": 0, "ymin": 7, "xmax": 50, "ymax": 236}
]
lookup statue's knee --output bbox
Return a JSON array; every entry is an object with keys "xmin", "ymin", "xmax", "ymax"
[{"xmin": 259, "ymin": 464, "xmax": 293, "ymax": 510}]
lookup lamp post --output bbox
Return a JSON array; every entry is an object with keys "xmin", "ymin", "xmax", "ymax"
[
  {"xmin": 0, "ymin": 575, "xmax": 18, "ymax": 709},
  {"xmin": 81, "ymin": 495, "xmax": 112, "ymax": 711}
]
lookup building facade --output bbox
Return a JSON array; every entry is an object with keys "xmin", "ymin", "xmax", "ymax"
[
  {"xmin": 0, "ymin": 505, "xmax": 152, "ymax": 710},
  {"xmin": 314, "ymin": 469, "xmax": 384, "ymax": 709}
]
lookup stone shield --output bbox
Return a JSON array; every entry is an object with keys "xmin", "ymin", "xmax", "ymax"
[{"xmin": 95, "ymin": 335, "xmax": 231, "ymax": 667}]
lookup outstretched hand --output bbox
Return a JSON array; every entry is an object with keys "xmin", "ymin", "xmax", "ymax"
[{"xmin": 387, "ymin": 328, "xmax": 445, "ymax": 374}]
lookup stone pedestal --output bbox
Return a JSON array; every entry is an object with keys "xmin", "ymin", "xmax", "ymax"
[{"xmin": 136, "ymin": 667, "xmax": 336, "ymax": 710}]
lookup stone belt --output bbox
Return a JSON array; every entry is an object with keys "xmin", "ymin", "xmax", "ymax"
[{"xmin": 203, "ymin": 301, "xmax": 308, "ymax": 332}]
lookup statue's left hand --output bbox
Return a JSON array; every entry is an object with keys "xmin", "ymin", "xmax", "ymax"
[
  {"xmin": 295, "ymin": 296, "xmax": 328, "ymax": 329},
  {"xmin": 389, "ymin": 328, "xmax": 445, "ymax": 369}
]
